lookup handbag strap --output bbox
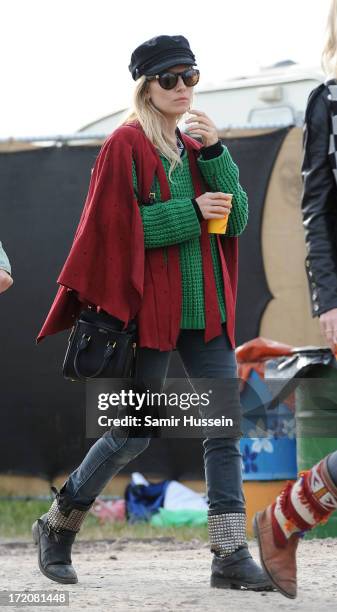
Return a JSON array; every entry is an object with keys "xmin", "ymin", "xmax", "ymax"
[{"xmin": 74, "ymin": 334, "xmax": 117, "ymax": 380}]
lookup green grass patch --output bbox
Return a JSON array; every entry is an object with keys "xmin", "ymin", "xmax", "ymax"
[{"xmin": 0, "ymin": 500, "xmax": 209, "ymax": 542}]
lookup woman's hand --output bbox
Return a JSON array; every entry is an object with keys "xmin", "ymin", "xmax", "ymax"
[
  {"xmin": 185, "ymin": 109, "xmax": 219, "ymax": 147},
  {"xmin": 319, "ymin": 308, "xmax": 337, "ymax": 353},
  {"xmin": 195, "ymin": 192, "xmax": 232, "ymax": 220}
]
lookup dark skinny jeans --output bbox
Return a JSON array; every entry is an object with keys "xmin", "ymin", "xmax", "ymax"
[{"xmin": 64, "ymin": 323, "xmax": 246, "ymax": 516}]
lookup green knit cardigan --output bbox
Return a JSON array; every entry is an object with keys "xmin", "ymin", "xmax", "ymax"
[{"xmin": 132, "ymin": 145, "xmax": 248, "ymax": 328}]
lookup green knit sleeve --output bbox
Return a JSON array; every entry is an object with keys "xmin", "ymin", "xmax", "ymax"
[
  {"xmin": 139, "ymin": 200, "xmax": 202, "ymax": 248},
  {"xmin": 132, "ymin": 159, "xmax": 201, "ymax": 248},
  {"xmin": 197, "ymin": 146, "xmax": 249, "ymax": 237}
]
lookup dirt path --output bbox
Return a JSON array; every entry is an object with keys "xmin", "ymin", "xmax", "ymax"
[{"xmin": 0, "ymin": 537, "xmax": 336, "ymax": 611}]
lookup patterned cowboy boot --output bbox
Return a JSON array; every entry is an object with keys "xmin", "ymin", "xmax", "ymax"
[
  {"xmin": 253, "ymin": 453, "xmax": 337, "ymax": 599},
  {"xmin": 32, "ymin": 483, "xmax": 95, "ymax": 584},
  {"xmin": 208, "ymin": 511, "xmax": 274, "ymax": 591}
]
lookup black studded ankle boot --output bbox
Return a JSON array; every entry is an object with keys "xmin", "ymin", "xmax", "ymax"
[
  {"xmin": 32, "ymin": 484, "xmax": 94, "ymax": 584},
  {"xmin": 208, "ymin": 512, "xmax": 274, "ymax": 591}
]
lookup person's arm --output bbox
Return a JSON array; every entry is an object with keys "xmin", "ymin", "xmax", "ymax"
[
  {"xmin": 196, "ymin": 144, "xmax": 249, "ymax": 236},
  {"xmin": 0, "ymin": 241, "xmax": 13, "ymax": 294},
  {"xmin": 0, "ymin": 241, "xmax": 11, "ymax": 275},
  {"xmin": 301, "ymin": 90, "xmax": 337, "ymax": 318},
  {"xmin": 132, "ymin": 160, "xmax": 201, "ymax": 248}
]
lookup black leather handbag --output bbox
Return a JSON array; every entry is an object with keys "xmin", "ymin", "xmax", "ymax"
[{"xmin": 62, "ymin": 308, "xmax": 137, "ymax": 382}]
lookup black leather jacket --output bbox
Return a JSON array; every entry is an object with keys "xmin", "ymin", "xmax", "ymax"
[{"xmin": 301, "ymin": 83, "xmax": 337, "ymax": 317}]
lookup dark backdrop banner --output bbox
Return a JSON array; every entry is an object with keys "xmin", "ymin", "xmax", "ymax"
[{"xmin": 0, "ymin": 128, "xmax": 289, "ymax": 481}]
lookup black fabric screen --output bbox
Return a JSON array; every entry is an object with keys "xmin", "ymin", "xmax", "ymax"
[{"xmin": 0, "ymin": 128, "xmax": 289, "ymax": 481}]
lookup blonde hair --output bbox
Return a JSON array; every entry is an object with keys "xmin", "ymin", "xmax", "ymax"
[
  {"xmin": 322, "ymin": 0, "xmax": 337, "ymax": 77},
  {"xmin": 117, "ymin": 75, "xmax": 192, "ymax": 181}
]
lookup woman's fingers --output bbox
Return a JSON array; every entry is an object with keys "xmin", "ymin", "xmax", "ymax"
[
  {"xmin": 186, "ymin": 119, "xmax": 211, "ymax": 128},
  {"xmin": 186, "ymin": 109, "xmax": 214, "ymax": 126},
  {"xmin": 208, "ymin": 192, "xmax": 232, "ymax": 201},
  {"xmin": 186, "ymin": 127, "xmax": 209, "ymax": 134},
  {"xmin": 195, "ymin": 191, "xmax": 233, "ymax": 219},
  {"xmin": 209, "ymin": 201, "xmax": 232, "ymax": 211},
  {"xmin": 206, "ymin": 193, "xmax": 232, "ymax": 215},
  {"xmin": 185, "ymin": 109, "xmax": 218, "ymax": 146},
  {"xmin": 211, "ymin": 206, "xmax": 232, "ymax": 211},
  {"xmin": 207, "ymin": 201, "xmax": 232, "ymax": 215},
  {"xmin": 208, "ymin": 198, "xmax": 232, "ymax": 206}
]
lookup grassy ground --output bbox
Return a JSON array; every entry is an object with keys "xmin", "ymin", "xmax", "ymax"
[{"xmin": 0, "ymin": 500, "xmax": 209, "ymax": 542}]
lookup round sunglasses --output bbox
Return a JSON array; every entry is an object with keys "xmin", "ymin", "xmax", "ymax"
[{"xmin": 146, "ymin": 68, "xmax": 200, "ymax": 90}]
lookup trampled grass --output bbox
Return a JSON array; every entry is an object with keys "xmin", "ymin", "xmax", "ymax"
[{"xmin": 0, "ymin": 500, "xmax": 209, "ymax": 542}]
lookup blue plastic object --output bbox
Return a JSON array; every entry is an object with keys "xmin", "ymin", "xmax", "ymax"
[
  {"xmin": 240, "ymin": 370, "xmax": 297, "ymax": 480},
  {"xmin": 125, "ymin": 479, "xmax": 170, "ymax": 522}
]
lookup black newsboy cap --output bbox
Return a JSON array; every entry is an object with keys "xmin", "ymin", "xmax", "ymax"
[{"xmin": 129, "ymin": 35, "xmax": 197, "ymax": 81}]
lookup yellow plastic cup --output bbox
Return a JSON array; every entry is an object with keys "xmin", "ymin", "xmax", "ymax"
[{"xmin": 207, "ymin": 194, "xmax": 233, "ymax": 234}]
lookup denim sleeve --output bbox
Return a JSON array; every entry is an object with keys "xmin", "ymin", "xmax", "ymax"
[{"xmin": 0, "ymin": 241, "xmax": 11, "ymax": 275}]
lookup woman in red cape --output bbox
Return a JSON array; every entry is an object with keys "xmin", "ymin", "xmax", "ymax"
[{"xmin": 33, "ymin": 34, "xmax": 272, "ymax": 593}]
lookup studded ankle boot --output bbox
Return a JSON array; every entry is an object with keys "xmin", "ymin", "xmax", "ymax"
[
  {"xmin": 32, "ymin": 484, "xmax": 94, "ymax": 584},
  {"xmin": 208, "ymin": 511, "xmax": 274, "ymax": 591}
]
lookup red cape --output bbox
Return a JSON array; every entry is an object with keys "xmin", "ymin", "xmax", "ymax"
[{"xmin": 37, "ymin": 122, "xmax": 238, "ymax": 350}]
